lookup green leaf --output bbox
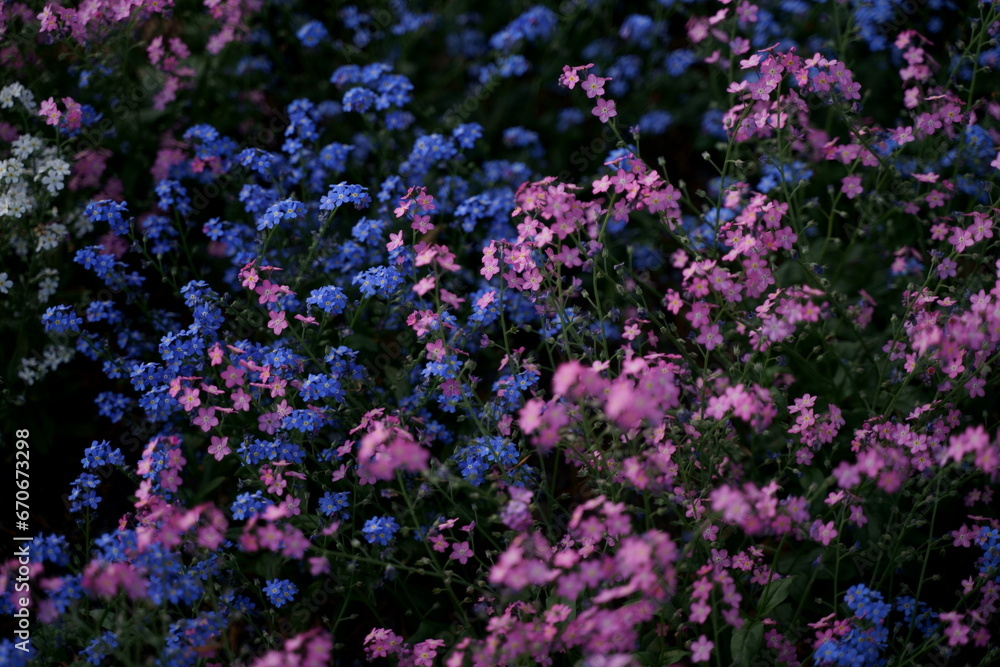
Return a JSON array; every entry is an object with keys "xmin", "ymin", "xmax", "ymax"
[
  {"xmin": 759, "ymin": 575, "xmax": 796, "ymax": 616},
  {"xmin": 731, "ymin": 621, "xmax": 764, "ymax": 666},
  {"xmin": 193, "ymin": 475, "xmax": 226, "ymax": 504},
  {"xmin": 658, "ymin": 649, "xmax": 689, "ymax": 664}
]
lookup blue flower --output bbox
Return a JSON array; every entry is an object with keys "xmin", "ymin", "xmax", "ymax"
[
  {"xmin": 84, "ymin": 199, "xmax": 129, "ymax": 236},
  {"xmin": 318, "ymin": 142, "xmax": 353, "ymax": 172},
  {"xmin": 82, "ymin": 440, "xmax": 125, "ymax": 469},
  {"xmin": 452, "ymin": 122, "xmax": 483, "ymax": 149},
  {"xmin": 68, "ymin": 473, "xmax": 101, "ymax": 512},
  {"xmin": 318, "ymin": 491, "xmax": 350, "ymax": 519},
  {"xmin": 306, "ymin": 285, "xmax": 348, "ymax": 315},
  {"xmin": 320, "ymin": 182, "xmax": 371, "ymax": 210},
  {"xmin": 231, "ymin": 490, "xmax": 269, "ymax": 520},
  {"xmin": 34, "ymin": 533, "xmax": 70, "ymax": 566},
  {"xmin": 257, "ymin": 199, "xmax": 306, "ymax": 231},
  {"xmin": 296, "ymin": 20, "xmax": 329, "ymax": 47},
  {"xmin": 263, "ymin": 579, "xmax": 298, "ymax": 607},
  {"xmin": 352, "ymin": 265, "xmax": 404, "ymax": 299},
  {"xmin": 343, "ymin": 87, "xmax": 377, "ymax": 113},
  {"xmin": 362, "ymin": 516, "xmax": 400, "ymax": 545},
  {"xmin": 82, "ymin": 631, "xmax": 118, "ymax": 666},
  {"xmin": 41, "ymin": 305, "xmax": 82, "ymax": 334}
]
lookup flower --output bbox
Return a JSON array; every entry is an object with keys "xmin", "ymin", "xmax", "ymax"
[
  {"xmin": 208, "ymin": 436, "xmax": 231, "ymax": 461},
  {"xmin": 362, "ymin": 516, "xmax": 401, "ymax": 546},
  {"xmin": 193, "ymin": 407, "xmax": 219, "ymax": 432},
  {"xmin": 582, "ymin": 73, "xmax": 608, "ymax": 98},
  {"xmin": 592, "ymin": 98, "xmax": 617, "ymax": 123},
  {"xmin": 840, "ymin": 175, "xmax": 863, "ymax": 199},
  {"xmin": 41, "ymin": 304, "xmax": 82, "ymax": 333},
  {"xmin": 691, "ymin": 635, "xmax": 714, "ymax": 662},
  {"xmin": 268, "ymin": 310, "xmax": 288, "ymax": 335},
  {"xmin": 263, "ymin": 579, "xmax": 298, "ymax": 608},
  {"xmin": 810, "ymin": 519, "xmax": 838, "ymax": 546},
  {"xmin": 39, "ymin": 97, "xmax": 61, "ymax": 125},
  {"xmin": 451, "ymin": 541, "xmax": 472, "ymax": 565}
]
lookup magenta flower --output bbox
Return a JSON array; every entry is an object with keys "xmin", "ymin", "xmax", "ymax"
[
  {"xmin": 840, "ymin": 175, "xmax": 863, "ymax": 199},
  {"xmin": 268, "ymin": 310, "xmax": 288, "ymax": 335},
  {"xmin": 208, "ymin": 435, "xmax": 231, "ymax": 461},
  {"xmin": 39, "ymin": 97, "xmax": 61, "ymax": 126},
  {"xmin": 178, "ymin": 387, "xmax": 201, "ymax": 412},
  {"xmin": 231, "ymin": 388, "xmax": 251, "ymax": 412},
  {"xmin": 256, "ymin": 279, "xmax": 280, "ymax": 304},
  {"xmin": 696, "ymin": 323, "xmax": 723, "ymax": 351},
  {"xmin": 582, "ymin": 73, "xmax": 607, "ymax": 98},
  {"xmin": 810, "ymin": 519, "xmax": 838, "ymax": 546},
  {"xmin": 193, "ymin": 407, "xmax": 219, "ymax": 432},
  {"xmin": 592, "ymin": 98, "xmax": 617, "ymax": 123},
  {"xmin": 691, "ymin": 634, "xmax": 714, "ymax": 662},
  {"xmin": 450, "ymin": 541, "xmax": 472, "ymax": 565}
]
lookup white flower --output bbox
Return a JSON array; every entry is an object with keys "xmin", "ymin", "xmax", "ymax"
[
  {"xmin": 0, "ymin": 182, "xmax": 35, "ymax": 218},
  {"xmin": 11, "ymin": 134, "xmax": 44, "ymax": 160},
  {"xmin": 0, "ymin": 158, "xmax": 26, "ymax": 184},
  {"xmin": 0, "ymin": 83, "xmax": 37, "ymax": 113},
  {"xmin": 17, "ymin": 88, "xmax": 37, "ymax": 113},
  {"xmin": 42, "ymin": 344, "xmax": 73, "ymax": 371},
  {"xmin": 0, "ymin": 181, "xmax": 34, "ymax": 219},
  {"xmin": 0, "ymin": 83, "xmax": 24, "ymax": 109},
  {"xmin": 0, "ymin": 272, "xmax": 12, "ymax": 294},
  {"xmin": 43, "ymin": 158, "xmax": 70, "ymax": 178},
  {"xmin": 36, "ymin": 223, "xmax": 67, "ymax": 252},
  {"xmin": 17, "ymin": 357, "xmax": 41, "ymax": 386},
  {"xmin": 37, "ymin": 158, "xmax": 70, "ymax": 195},
  {"xmin": 71, "ymin": 211, "xmax": 95, "ymax": 236},
  {"xmin": 40, "ymin": 170, "xmax": 66, "ymax": 195},
  {"xmin": 38, "ymin": 267, "xmax": 59, "ymax": 302}
]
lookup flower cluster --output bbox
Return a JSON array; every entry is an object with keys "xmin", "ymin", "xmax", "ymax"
[{"xmin": 2, "ymin": 1, "xmax": 1000, "ymax": 666}]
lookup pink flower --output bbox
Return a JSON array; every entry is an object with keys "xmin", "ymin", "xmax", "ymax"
[
  {"xmin": 208, "ymin": 436, "xmax": 231, "ymax": 461},
  {"xmin": 61, "ymin": 98, "xmax": 82, "ymax": 131},
  {"xmin": 810, "ymin": 519, "xmax": 838, "ymax": 546},
  {"xmin": 840, "ymin": 175, "xmax": 863, "ymax": 199},
  {"xmin": 240, "ymin": 266, "xmax": 259, "ymax": 290},
  {"xmin": 691, "ymin": 634, "xmax": 714, "ymax": 662},
  {"xmin": 949, "ymin": 227, "xmax": 974, "ymax": 252},
  {"xmin": 268, "ymin": 310, "xmax": 288, "ymax": 335},
  {"xmin": 231, "ymin": 388, "xmax": 251, "ymax": 411},
  {"xmin": 696, "ymin": 323, "xmax": 723, "ymax": 350},
  {"xmin": 450, "ymin": 541, "xmax": 472, "ymax": 564},
  {"xmin": 193, "ymin": 407, "xmax": 219, "ymax": 432},
  {"xmin": 178, "ymin": 387, "xmax": 201, "ymax": 412},
  {"xmin": 965, "ymin": 376, "xmax": 986, "ymax": 398},
  {"xmin": 925, "ymin": 190, "xmax": 947, "ymax": 209},
  {"xmin": 258, "ymin": 412, "xmax": 280, "ymax": 434},
  {"xmin": 558, "ymin": 63, "xmax": 593, "ymax": 89},
  {"xmin": 281, "ymin": 526, "xmax": 310, "ymax": 559},
  {"xmin": 256, "ymin": 280, "xmax": 279, "ymax": 304},
  {"xmin": 892, "ymin": 125, "xmax": 915, "ymax": 145},
  {"xmin": 582, "ymin": 73, "xmax": 608, "ymax": 98},
  {"xmin": 159, "ymin": 468, "xmax": 182, "ymax": 492},
  {"xmin": 309, "ymin": 556, "xmax": 330, "ymax": 575},
  {"xmin": 39, "ymin": 97, "xmax": 61, "ymax": 126},
  {"xmin": 38, "ymin": 6, "xmax": 58, "ymax": 33},
  {"xmin": 413, "ymin": 275, "xmax": 436, "ymax": 296},
  {"xmin": 387, "ymin": 231, "xmax": 404, "ymax": 251},
  {"xmin": 412, "ymin": 215, "xmax": 434, "ymax": 233},
  {"xmin": 849, "ymin": 505, "xmax": 867, "ymax": 527},
  {"xmin": 221, "ymin": 365, "xmax": 245, "ymax": 388},
  {"xmin": 592, "ymin": 98, "xmax": 617, "ymax": 123}
]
